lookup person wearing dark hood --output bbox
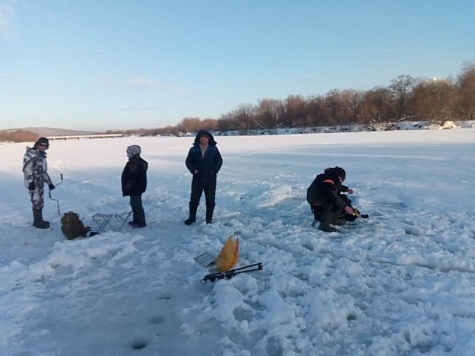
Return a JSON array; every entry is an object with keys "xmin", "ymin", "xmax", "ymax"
[
  {"xmin": 23, "ymin": 137, "xmax": 55, "ymax": 229},
  {"xmin": 307, "ymin": 166, "xmax": 354, "ymax": 232},
  {"xmin": 185, "ymin": 130, "xmax": 223, "ymax": 225},
  {"xmin": 122, "ymin": 145, "xmax": 148, "ymax": 228}
]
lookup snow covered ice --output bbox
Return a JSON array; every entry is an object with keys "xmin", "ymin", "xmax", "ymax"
[{"xmin": 1, "ymin": 128, "xmax": 475, "ymax": 355}]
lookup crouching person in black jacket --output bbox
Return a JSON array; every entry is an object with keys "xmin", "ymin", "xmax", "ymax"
[
  {"xmin": 185, "ymin": 130, "xmax": 223, "ymax": 225},
  {"xmin": 307, "ymin": 166, "xmax": 354, "ymax": 233},
  {"xmin": 122, "ymin": 145, "xmax": 148, "ymax": 228}
]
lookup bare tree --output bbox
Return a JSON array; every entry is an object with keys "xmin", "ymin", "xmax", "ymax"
[
  {"xmin": 358, "ymin": 87, "xmax": 393, "ymax": 125},
  {"xmin": 217, "ymin": 114, "xmax": 234, "ymax": 132},
  {"xmin": 282, "ymin": 95, "xmax": 306, "ymax": 127},
  {"xmin": 457, "ymin": 61, "xmax": 475, "ymax": 120},
  {"xmin": 256, "ymin": 99, "xmax": 282, "ymax": 129},
  {"xmin": 389, "ymin": 75, "xmax": 416, "ymax": 119},
  {"xmin": 410, "ymin": 78, "xmax": 457, "ymax": 122},
  {"xmin": 340, "ymin": 89, "xmax": 363, "ymax": 125},
  {"xmin": 306, "ymin": 95, "xmax": 327, "ymax": 126},
  {"xmin": 221, "ymin": 104, "xmax": 256, "ymax": 132},
  {"xmin": 201, "ymin": 118, "xmax": 218, "ymax": 131},
  {"xmin": 177, "ymin": 117, "xmax": 203, "ymax": 133},
  {"xmin": 324, "ymin": 89, "xmax": 345, "ymax": 125}
]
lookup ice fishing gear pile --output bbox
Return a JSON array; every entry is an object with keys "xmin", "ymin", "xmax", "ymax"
[
  {"xmin": 202, "ymin": 263, "xmax": 263, "ymax": 283},
  {"xmin": 196, "ymin": 235, "xmax": 263, "ymax": 283}
]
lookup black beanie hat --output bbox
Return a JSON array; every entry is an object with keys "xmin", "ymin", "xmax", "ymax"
[
  {"xmin": 35, "ymin": 137, "xmax": 49, "ymax": 148},
  {"xmin": 332, "ymin": 166, "xmax": 346, "ymax": 179}
]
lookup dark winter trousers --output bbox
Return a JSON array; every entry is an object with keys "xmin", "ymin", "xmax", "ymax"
[
  {"xmin": 320, "ymin": 204, "xmax": 344, "ymax": 226},
  {"xmin": 312, "ymin": 194, "xmax": 350, "ymax": 223},
  {"xmin": 310, "ymin": 205, "xmax": 322, "ymax": 221},
  {"xmin": 130, "ymin": 194, "xmax": 146, "ymax": 226},
  {"xmin": 189, "ymin": 179, "xmax": 216, "ymax": 222}
]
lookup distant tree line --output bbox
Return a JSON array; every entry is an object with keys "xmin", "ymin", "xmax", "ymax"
[
  {"xmin": 0, "ymin": 130, "xmax": 38, "ymax": 143},
  {"xmin": 110, "ymin": 61, "xmax": 475, "ymax": 136},
  {"xmin": 2, "ymin": 61, "xmax": 474, "ymax": 142},
  {"xmin": 169, "ymin": 61, "xmax": 474, "ymax": 134}
]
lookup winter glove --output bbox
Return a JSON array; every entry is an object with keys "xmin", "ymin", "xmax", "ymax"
[
  {"xmin": 49, "ymin": 183, "xmax": 55, "ymax": 191},
  {"xmin": 28, "ymin": 182, "xmax": 35, "ymax": 190}
]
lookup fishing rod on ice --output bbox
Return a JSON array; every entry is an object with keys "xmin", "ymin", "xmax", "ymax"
[
  {"xmin": 49, "ymin": 173, "xmax": 64, "ymax": 215},
  {"xmin": 202, "ymin": 263, "xmax": 263, "ymax": 284}
]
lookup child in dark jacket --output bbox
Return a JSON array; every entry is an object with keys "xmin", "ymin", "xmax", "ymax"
[{"xmin": 121, "ymin": 145, "xmax": 148, "ymax": 228}]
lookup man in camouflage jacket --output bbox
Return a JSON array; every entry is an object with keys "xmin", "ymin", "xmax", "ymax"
[{"xmin": 23, "ymin": 137, "xmax": 55, "ymax": 229}]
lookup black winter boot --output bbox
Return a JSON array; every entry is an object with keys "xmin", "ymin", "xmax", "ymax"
[
  {"xmin": 318, "ymin": 209, "xmax": 338, "ymax": 233},
  {"xmin": 33, "ymin": 210, "xmax": 50, "ymax": 229},
  {"xmin": 205, "ymin": 204, "xmax": 215, "ymax": 224},
  {"xmin": 184, "ymin": 203, "xmax": 198, "ymax": 225},
  {"xmin": 318, "ymin": 223, "xmax": 339, "ymax": 233}
]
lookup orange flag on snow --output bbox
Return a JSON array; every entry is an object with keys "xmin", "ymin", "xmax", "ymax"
[{"xmin": 216, "ymin": 235, "xmax": 239, "ymax": 273}]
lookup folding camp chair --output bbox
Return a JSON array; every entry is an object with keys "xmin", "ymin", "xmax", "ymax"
[{"xmin": 92, "ymin": 212, "xmax": 132, "ymax": 233}]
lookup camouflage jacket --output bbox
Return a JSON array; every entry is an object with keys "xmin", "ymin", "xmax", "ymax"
[{"xmin": 23, "ymin": 147, "xmax": 52, "ymax": 189}]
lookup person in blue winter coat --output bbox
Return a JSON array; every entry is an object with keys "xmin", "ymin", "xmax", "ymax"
[{"xmin": 184, "ymin": 130, "xmax": 223, "ymax": 225}]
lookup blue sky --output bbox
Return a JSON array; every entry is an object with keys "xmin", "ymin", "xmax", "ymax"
[{"xmin": 1, "ymin": 0, "xmax": 474, "ymax": 131}]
